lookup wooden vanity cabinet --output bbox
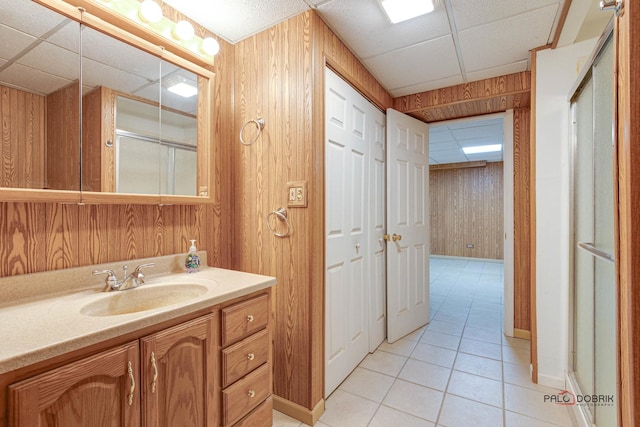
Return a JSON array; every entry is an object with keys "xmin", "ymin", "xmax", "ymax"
[
  {"xmin": 4, "ymin": 290, "xmax": 273, "ymax": 427},
  {"xmin": 8, "ymin": 341, "xmax": 140, "ymax": 426},
  {"xmin": 220, "ymin": 294, "xmax": 272, "ymax": 427},
  {"xmin": 140, "ymin": 314, "xmax": 217, "ymax": 427},
  {"xmin": 8, "ymin": 315, "xmax": 217, "ymax": 427}
]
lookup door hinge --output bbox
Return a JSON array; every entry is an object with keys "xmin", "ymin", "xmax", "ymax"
[{"xmin": 600, "ymin": 0, "xmax": 623, "ymax": 16}]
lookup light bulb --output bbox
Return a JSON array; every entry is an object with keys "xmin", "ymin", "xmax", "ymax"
[
  {"xmin": 138, "ymin": 0, "xmax": 162, "ymax": 24},
  {"xmin": 173, "ymin": 20, "xmax": 195, "ymax": 41},
  {"xmin": 201, "ymin": 37, "xmax": 220, "ymax": 56}
]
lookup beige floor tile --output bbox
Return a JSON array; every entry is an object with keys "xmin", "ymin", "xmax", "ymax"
[
  {"xmin": 454, "ymin": 352, "xmax": 503, "ymax": 381},
  {"xmin": 319, "ymin": 390, "xmax": 378, "ymax": 427},
  {"xmin": 404, "ymin": 326, "xmax": 427, "ymax": 341},
  {"xmin": 411, "ymin": 342, "xmax": 457, "ymax": 368},
  {"xmin": 359, "ymin": 350, "xmax": 407, "ymax": 377},
  {"xmin": 338, "ymin": 367, "xmax": 394, "ymax": 403},
  {"xmin": 368, "ymin": 405, "xmax": 435, "ymax": 427},
  {"xmin": 463, "ymin": 326, "xmax": 503, "ymax": 344},
  {"xmin": 438, "ymin": 394, "xmax": 504, "ymax": 427},
  {"xmin": 426, "ymin": 319, "xmax": 465, "ymax": 336},
  {"xmin": 459, "ymin": 338, "xmax": 502, "ymax": 360},
  {"xmin": 504, "ymin": 384, "xmax": 574, "ymax": 426},
  {"xmin": 398, "ymin": 358, "xmax": 452, "ymax": 391},
  {"xmin": 273, "ymin": 410, "xmax": 303, "ymax": 427},
  {"xmin": 433, "ymin": 310, "xmax": 468, "ymax": 326},
  {"xmin": 502, "ymin": 363, "xmax": 559, "ymax": 395},
  {"xmin": 466, "ymin": 315, "xmax": 503, "ymax": 330},
  {"xmin": 447, "ymin": 370, "xmax": 503, "ymax": 407},
  {"xmin": 503, "ymin": 345, "xmax": 531, "ymax": 366},
  {"xmin": 420, "ymin": 330, "xmax": 462, "ymax": 350},
  {"xmin": 377, "ymin": 337, "xmax": 419, "ymax": 356},
  {"xmin": 505, "ymin": 410, "xmax": 571, "ymax": 427},
  {"xmin": 382, "ymin": 379, "xmax": 444, "ymax": 422}
]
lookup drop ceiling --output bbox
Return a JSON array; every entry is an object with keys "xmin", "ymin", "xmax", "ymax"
[{"xmin": 429, "ymin": 117, "xmax": 504, "ymax": 165}]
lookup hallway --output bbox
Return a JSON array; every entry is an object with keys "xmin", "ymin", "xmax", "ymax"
[{"xmin": 274, "ymin": 258, "xmax": 575, "ymax": 427}]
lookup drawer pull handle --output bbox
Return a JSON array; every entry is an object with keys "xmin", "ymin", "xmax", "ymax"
[
  {"xmin": 247, "ymin": 315, "xmax": 254, "ymax": 322},
  {"xmin": 247, "ymin": 353, "xmax": 255, "ymax": 361},
  {"xmin": 151, "ymin": 352, "xmax": 158, "ymax": 393},
  {"xmin": 127, "ymin": 361, "xmax": 135, "ymax": 406},
  {"xmin": 248, "ymin": 390, "xmax": 256, "ymax": 398}
]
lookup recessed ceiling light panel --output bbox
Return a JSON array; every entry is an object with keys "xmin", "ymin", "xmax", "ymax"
[
  {"xmin": 381, "ymin": 0, "xmax": 435, "ymax": 24},
  {"xmin": 462, "ymin": 144, "xmax": 502, "ymax": 154}
]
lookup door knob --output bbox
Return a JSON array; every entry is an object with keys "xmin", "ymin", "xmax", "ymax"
[
  {"xmin": 392, "ymin": 234, "xmax": 402, "ymax": 241},
  {"xmin": 383, "ymin": 234, "xmax": 392, "ymax": 241}
]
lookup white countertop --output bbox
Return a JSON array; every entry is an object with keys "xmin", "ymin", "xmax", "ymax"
[{"xmin": 0, "ymin": 258, "xmax": 276, "ymax": 375}]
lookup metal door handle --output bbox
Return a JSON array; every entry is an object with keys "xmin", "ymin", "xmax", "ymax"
[
  {"xmin": 383, "ymin": 234, "xmax": 391, "ymax": 241},
  {"xmin": 392, "ymin": 234, "xmax": 402, "ymax": 241}
]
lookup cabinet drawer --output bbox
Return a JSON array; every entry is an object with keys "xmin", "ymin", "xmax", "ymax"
[
  {"xmin": 222, "ymin": 328, "xmax": 270, "ymax": 387},
  {"xmin": 222, "ymin": 363, "xmax": 271, "ymax": 426},
  {"xmin": 232, "ymin": 395, "xmax": 273, "ymax": 427},
  {"xmin": 222, "ymin": 294, "xmax": 269, "ymax": 346}
]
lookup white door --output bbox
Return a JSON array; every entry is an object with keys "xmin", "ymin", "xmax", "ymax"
[
  {"xmin": 369, "ymin": 114, "xmax": 386, "ymax": 352},
  {"xmin": 325, "ymin": 68, "xmax": 380, "ymax": 395},
  {"xmin": 385, "ymin": 108, "xmax": 430, "ymax": 343}
]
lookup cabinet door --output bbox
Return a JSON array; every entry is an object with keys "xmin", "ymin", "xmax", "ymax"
[
  {"xmin": 8, "ymin": 341, "xmax": 140, "ymax": 427},
  {"xmin": 141, "ymin": 314, "xmax": 217, "ymax": 427}
]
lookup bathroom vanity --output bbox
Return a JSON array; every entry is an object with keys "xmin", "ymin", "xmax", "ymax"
[{"xmin": 0, "ymin": 254, "xmax": 275, "ymax": 427}]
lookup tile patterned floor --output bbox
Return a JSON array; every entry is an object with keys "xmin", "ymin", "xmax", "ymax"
[{"xmin": 273, "ymin": 257, "xmax": 576, "ymax": 427}]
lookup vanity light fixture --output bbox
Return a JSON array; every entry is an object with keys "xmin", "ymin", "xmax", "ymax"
[
  {"xmin": 138, "ymin": 0, "xmax": 163, "ymax": 24},
  {"xmin": 381, "ymin": 0, "xmax": 435, "ymax": 23},
  {"xmin": 164, "ymin": 75, "xmax": 198, "ymax": 98},
  {"xmin": 462, "ymin": 144, "xmax": 502, "ymax": 154},
  {"xmin": 173, "ymin": 20, "xmax": 195, "ymax": 41},
  {"xmin": 92, "ymin": 0, "xmax": 218, "ymax": 62},
  {"xmin": 201, "ymin": 37, "xmax": 220, "ymax": 56}
]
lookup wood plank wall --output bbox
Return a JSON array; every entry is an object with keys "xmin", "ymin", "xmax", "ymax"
[
  {"xmin": 0, "ymin": 85, "xmax": 46, "ymax": 189},
  {"xmin": 0, "ymin": 9, "xmax": 234, "ymax": 275},
  {"xmin": 513, "ymin": 108, "xmax": 531, "ymax": 331},
  {"xmin": 430, "ymin": 162, "xmax": 504, "ymax": 260},
  {"xmin": 232, "ymin": 10, "xmax": 392, "ymax": 413}
]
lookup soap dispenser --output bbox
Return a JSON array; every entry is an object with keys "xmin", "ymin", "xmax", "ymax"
[{"xmin": 185, "ymin": 239, "xmax": 200, "ymax": 273}]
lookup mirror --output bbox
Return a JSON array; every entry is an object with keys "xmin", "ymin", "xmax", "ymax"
[
  {"xmin": 0, "ymin": 0, "xmax": 211, "ymax": 201},
  {"xmin": 0, "ymin": 0, "xmax": 81, "ymax": 191}
]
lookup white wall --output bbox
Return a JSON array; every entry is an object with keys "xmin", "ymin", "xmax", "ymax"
[{"xmin": 535, "ymin": 38, "xmax": 597, "ymax": 388}]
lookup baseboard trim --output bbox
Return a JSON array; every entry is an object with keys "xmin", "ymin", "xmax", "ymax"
[
  {"xmin": 429, "ymin": 254, "xmax": 504, "ymax": 263},
  {"xmin": 514, "ymin": 328, "xmax": 531, "ymax": 340},
  {"xmin": 273, "ymin": 395, "xmax": 325, "ymax": 426}
]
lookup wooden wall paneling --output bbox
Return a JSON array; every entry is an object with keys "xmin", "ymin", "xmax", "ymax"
[
  {"xmin": 616, "ymin": 3, "xmax": 640, "ymax": 424},
  {"xmin": 46, "ymin": 82, "xmax": 80, "ymax": 191},
  {"xmin": 0, "ymin": 85, "xmax": 46, "ymax": 189},
  {"xmin": 429, "ymin": 162, "xmax": 504, "ymax": 260},
  {"xmin": 393, "ymin": 72, "xmax": 531, "ymax": 123},
  {"xmin": 513, "ymin": 108, "xmax": 531, "ymax": 332}
]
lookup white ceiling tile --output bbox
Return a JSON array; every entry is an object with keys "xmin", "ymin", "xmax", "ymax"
[
  {"xmin": 451, "ymin": 0, "xmax": 561, "ymax": 31},
  {"xmin": 451, "ymin": 124, "xmax": 503, "ymax": 140},
  {"xmin": 18, "ymin": 42, "xmax": 79, "ymax": 82},
  {"xmin": 316, "ymin": 0, "xmax": 451, "ymax": 58},
  {"xmin": 429, "ymin": 131, "xmax": 455, "ymax": 144},
  {"xmin": 0, "ymin": 24, "xmax": 37, "ymax": 60},
  {"xmin": 465, "ymin": 60, "xmax": 529, "ymax": 82},
  {"xmin": 82, "ymin": 58, "xmax": 150, "ymax": 94},
  {"xmin": 46, "ymin": 21, "xmax": 80, "ymax": 53},
  {"xmin": 459, "ymin": 4, "xmax": 559, "ymax": 72},
  {"xmin": 163, "ymin": 0, "xmax": 310, "ymax": 43},
  {"xmin": 0, "ymin": 0, "xmax": 69, "ymax": 38},
  {"xmin": 430, "ymin": 141, "xmax": 458, "ymax": 151},
  {"xmin": 0, "ymin": 63, "xmax": 73, "ymax": 95},
  {"xmin": 364, "ymin": 35, "xmax": 460, "ymax": 93}
]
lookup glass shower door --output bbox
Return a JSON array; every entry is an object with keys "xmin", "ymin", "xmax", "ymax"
[{"xmin": 571, "ymin": 31, "xmax": 617, "ymax": 426}]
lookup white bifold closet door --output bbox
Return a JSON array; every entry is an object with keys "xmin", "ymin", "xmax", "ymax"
[{"xmin": 324, "ymin": 68, "xmax": 386, "ymax": 396}]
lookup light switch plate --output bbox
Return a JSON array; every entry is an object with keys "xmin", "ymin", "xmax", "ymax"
[{"xmin": 287, "ymin": 180, "xmax": 307, "ymax": 207}]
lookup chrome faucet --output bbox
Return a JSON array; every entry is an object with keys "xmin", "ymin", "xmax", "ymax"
[{"xmin": 93, "ymin": 263, "xmax": 156, "ymax": 292}]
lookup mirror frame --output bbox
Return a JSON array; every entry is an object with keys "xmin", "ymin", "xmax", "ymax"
[{"xmin": 0, "ymin": 0, "xmax": 214, "ymax": 204}]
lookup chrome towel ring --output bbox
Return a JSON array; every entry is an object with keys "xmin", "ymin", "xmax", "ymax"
[
  {"xmin": 266, "ymin": 207, "xmax": 291, "ymax": 237},
  {"xmin": 240, "ymin": 117, "xmax": 265, "ymax": 146}
]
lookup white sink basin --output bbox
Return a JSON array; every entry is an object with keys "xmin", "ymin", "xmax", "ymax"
[{"xmin": 80, "ymin": 284, "xmax": 209, "ymax": 316}]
